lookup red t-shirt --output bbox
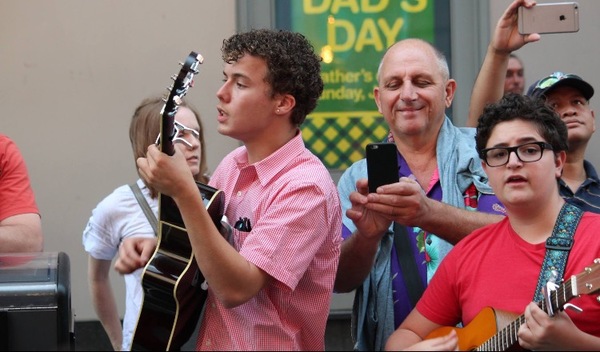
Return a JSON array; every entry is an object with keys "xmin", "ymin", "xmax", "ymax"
[
  {"xmin": 0, "ymin": 135, "xmax": 39, "ymax": 220},
  {"xmin": 418, "ymin": 214, "xmax": 600, "ymax": 338}
]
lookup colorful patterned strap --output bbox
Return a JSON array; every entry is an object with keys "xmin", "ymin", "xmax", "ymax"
[{"xmin": 533, "ymin": 203, "xmax": 583, "ymax": 302}]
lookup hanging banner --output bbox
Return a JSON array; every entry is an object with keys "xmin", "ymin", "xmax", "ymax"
[{"xmin": 283, "ymin": 0, "xmax": 438, "ymax": 170}]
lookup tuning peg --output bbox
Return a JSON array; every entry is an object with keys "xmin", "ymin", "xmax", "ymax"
[{"xmin": 563, "ymin": 303, "xmax": 583, "ymax": 313}]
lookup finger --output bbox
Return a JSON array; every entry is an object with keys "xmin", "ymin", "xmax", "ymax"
[
  {"xmin": 349, "ymin": 190, "xmax": 368, "ymax": 205},
  {"xmin": 114, "ymin": 257, "xmax": 133, "ymax": 275},
  {"xmin": 138, "ymin": 239, "xmax": 157, "ymax": 263},
  {"xmin": 523, "ymin": 33, "xmax": 541, "ymax": 44},
  {"xmin": 355, "ymin": 178, "xmax": 369, "ymax": 194}
]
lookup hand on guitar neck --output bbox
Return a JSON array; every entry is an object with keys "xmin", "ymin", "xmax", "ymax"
[{"xmin": 387, "ymin": 259, "xmax": 600, "ymax": 351}]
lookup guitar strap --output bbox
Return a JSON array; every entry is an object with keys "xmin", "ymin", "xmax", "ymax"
[
  {"xmin": 393, "ymin": 222, "xmax": 425, "ymax": 307},
  {"xmin": 533, "ymin": 203, "xmax": 583, "ymax": 302},
  {"xmin": 129, "ymin": 183, "xmax": 158, "ymax": 236}
]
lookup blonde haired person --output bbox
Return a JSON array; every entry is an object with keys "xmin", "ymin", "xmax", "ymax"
[{"xmin": 83, "ymin": 96, "xmax": 207, "ymax": 350}]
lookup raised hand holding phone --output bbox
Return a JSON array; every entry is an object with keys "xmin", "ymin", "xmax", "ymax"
[{"xmin": 518, "ymin": 2, "xmax": 579, "ymax": 35}]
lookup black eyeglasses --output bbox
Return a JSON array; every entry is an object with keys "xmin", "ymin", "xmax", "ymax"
[{"xmin": 481, "ymin": 141, "xmax": 553, "ymax": 167}]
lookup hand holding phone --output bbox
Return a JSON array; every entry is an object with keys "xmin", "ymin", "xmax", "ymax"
[
  {"xmin": 366, "ymin": 143, "xmax": 399, "ymax": 193},
  {"xmin": 518, "ymin": 2, "xmax": 579, "ymax": 35}
]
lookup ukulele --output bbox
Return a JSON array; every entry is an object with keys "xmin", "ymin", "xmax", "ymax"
[
  {"xmin": 426, "ymin": 258, "xmax": 600, "ymax": 351},
  {"xmin": 131, "ymin": 52, "xmax": 225, "ymax": 351}
]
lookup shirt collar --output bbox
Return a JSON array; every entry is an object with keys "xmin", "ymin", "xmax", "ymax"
[{"xmin": 233, "ymin": 129, "xmax": 305, "ymax": 186}]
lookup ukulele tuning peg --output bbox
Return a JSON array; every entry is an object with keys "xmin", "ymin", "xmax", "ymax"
[
  {"xmin": 171, "ymin": 74, "xmax": 177, "ymax": 81},
  {"xmin": 563, "ymin": 303, "xmax": 583, "ymax": 313}
]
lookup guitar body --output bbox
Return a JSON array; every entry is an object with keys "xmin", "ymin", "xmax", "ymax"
[
  {"xmin": 132, "ymin": 183, "xmax": 224, "ymax": 351},
  {"xmin": 425, "ymin": 259, "xmax": 600, "ymax": 351},
  {"xmin": 131, "ymin": 52, "xmax": 225, "ymax": 351},
  {"xmin": 426, "ymin": 307, "xmax": 520, "ymax": 351}
]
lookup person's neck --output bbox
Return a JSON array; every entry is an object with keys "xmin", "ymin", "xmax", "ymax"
[
  {"xmin": 508, "ymin": 196, "xmax": 566, "ymax": 245},
  {"xmin": 562, "ymin": 144, "xmax": 588, "ymax": 192},
  {"xmin": 394, "ymin": 134, "xmax": 438, "ymax": 190},
  {"xmin": 244, "ymin": 126, "xmax": 298, "ymax": 165}
]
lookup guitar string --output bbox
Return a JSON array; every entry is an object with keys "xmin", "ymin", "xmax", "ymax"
[{"xmin": 477, "ymin": 277, "xmax": 574, "ymax": 351}]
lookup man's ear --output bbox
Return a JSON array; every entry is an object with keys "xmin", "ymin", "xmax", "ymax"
[
  {"xmin": 275, "ymin": 94, "xmax": 295, "ymax": 115},
  {"xmin": 555, "ymin": 150, "xmax": 567, "ymax": 179}
]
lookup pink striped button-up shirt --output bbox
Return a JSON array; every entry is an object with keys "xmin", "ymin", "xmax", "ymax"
[{"xmin": 198, "ymin": 131, "xmax": 342, "ymax": 350}]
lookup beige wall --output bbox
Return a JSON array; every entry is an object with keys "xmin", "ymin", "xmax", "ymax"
[{"xmin": 0, "ymin": 0, "xmax": 238, "ymax": 321}]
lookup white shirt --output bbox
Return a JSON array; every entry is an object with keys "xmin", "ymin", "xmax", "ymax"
[{"xmin": 82, "ymin": 179, "xmax": 157, "ymax": 351}]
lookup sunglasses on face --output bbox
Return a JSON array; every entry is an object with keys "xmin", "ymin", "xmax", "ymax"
[{"xmin": 155, "ymin": 120, "xmax": 200, "ymax": 148}]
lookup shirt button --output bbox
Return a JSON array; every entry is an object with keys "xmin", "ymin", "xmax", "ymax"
[{"xmin": 237, "ymin": 191, "xmax": 242, "ymax": 197}]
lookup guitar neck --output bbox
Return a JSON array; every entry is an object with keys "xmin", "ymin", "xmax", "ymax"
[
  {"xmin": 160, "ymin": 110, "xmax": 176, "ymax": 156},
  {"xmin": 159, "ymin": 52, "xmax": 201, "ymax": 157},
  {"xmin": 478, "ymin": 276, "xmax": 578, "ymax": 351}
]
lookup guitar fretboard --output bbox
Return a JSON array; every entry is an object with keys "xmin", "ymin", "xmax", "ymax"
[{"xmin": 476, "ymin": 276, "xmax": 577, "ymax": 351}]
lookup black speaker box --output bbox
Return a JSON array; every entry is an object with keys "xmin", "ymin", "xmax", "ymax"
[{"xmin": 0, "ymin": 252, "xmax": 74, "ymax": 350}]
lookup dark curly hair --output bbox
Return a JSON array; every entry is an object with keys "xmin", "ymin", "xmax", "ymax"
[
  {"xmin": 221, "ymin": 28, "xmax": 323, "ymax": 126},
  {"xmin": 475, "ymin": 93, "xmax": 568, "ymax": 159}
]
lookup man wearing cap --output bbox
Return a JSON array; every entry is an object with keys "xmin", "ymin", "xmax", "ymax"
[
  {"xmin": 467, "ymin": 0, "xmax": 600, "ymax": 213},
  {"xmin": 527, "ymin": 72, "xmax": 600, "ymax": 212}
]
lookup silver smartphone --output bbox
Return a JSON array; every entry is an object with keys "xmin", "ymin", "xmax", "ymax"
[{"xmin": 518, "ymin": 2, "xmax": 579, "ymax": 35}]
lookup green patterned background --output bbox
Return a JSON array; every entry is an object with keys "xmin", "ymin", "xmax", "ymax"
[{"xmin": 302, "ymin": 111, "xmax": 388, "ymax": 170}]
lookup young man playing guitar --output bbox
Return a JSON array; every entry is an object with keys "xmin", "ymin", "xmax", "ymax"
[
  {"xmin": 385, "ymin": 94, "xmax": 600, "ymax": 351},
  {"xmin": 115, "ymin": 29, "xmax": 342, "ymax": 350},
  {"xmin": 83, "ymin": 96, "xmax": 208, "ymax": 351}
]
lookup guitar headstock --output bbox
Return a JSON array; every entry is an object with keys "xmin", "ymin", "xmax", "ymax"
[
  {"xmin": 159, "ymin": 51, "xmax": 203, "ymax": 156},
  {"xmin": 574, "ymin": 258, "xmax": 600, "ymax": 296}
]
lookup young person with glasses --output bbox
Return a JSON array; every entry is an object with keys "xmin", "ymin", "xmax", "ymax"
[
  {"xmin": 467, "ymin": 0, "xmax": 600, "ymax": 214},
  {"xmin": 386, "ymin": 93, "xmax": 600, "ymax": 351}
]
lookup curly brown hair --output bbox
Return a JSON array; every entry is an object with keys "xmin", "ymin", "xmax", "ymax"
[{"xmin": 221, "ymin": 29, "xmax": 324, "ymax": 126}]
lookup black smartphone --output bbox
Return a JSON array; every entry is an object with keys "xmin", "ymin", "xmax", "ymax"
[{"xmin": 366, "ymin": 142, "xmax": 399, "ymax": 193}]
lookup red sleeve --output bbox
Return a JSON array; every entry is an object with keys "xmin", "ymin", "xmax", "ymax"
[{"xmin": 0, "ymin": 135, "xmax": 39, "ymax": 220}]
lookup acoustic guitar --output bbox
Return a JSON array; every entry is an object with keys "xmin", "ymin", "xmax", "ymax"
[
  {"xmin": 426, "ymin": 258, "xmax": 600, "ymax": 351},
  {"xmin": 131, "ymin": 52, "xmax": 225, "ymax": 351}
]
